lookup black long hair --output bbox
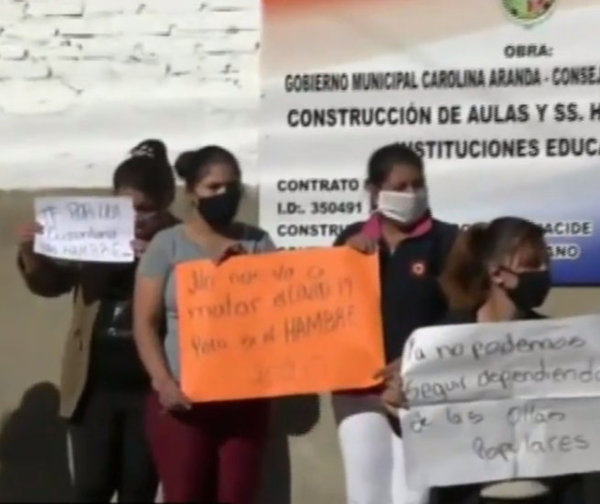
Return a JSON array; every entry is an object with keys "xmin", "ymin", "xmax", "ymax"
[
  {"xmin": 440, "ymin": 217, "xmax": 547, "ymax": 310},
  {"xmin": 174, "ymin": 146, "xmax": 241, "ymax": 190},
  {"xmin": 112, "ymin": 139, "xmax": 176, "ymax": 207}
]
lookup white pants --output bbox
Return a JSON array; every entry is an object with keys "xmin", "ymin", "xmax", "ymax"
[{"xmin": 332, "ymin": 393, "xmax": 429, "ymax": 504}]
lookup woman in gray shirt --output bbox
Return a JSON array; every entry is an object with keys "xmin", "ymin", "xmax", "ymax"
[{"xmin": 134, "ymin": 146, "xmax": 276, "ymax": 504}]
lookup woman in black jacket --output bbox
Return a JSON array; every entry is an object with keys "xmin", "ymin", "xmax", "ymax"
[{"xmin": 333, "ymin": 143, "xmax": 458, "ymax": 504}]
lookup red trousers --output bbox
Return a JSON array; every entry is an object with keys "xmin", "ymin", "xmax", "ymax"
[{"xmin": 146, "ymin": 393, "xmax": 270, "ymax": 504}]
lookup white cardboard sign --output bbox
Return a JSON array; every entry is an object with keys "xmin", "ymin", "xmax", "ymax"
[
  {"xmin": 400, "ymin": 314, "xmax": 600, "ymax": 487},
  {"xmin": 34, "ymin": 196, "xmax": 135, "ymax": 263}
]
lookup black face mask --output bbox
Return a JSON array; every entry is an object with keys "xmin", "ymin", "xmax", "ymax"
[
  {"xmin": 505, "ymin": 269, "xmax": 551, "ymax": 310},
  {"xmin": 196, "ymin": 186, "xmax": 241, "ymax": 228}
]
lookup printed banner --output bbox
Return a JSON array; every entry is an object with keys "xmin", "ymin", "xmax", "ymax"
[
  {"xmin": 175, "ymin": 247, "xmax": 384, "ymax": 401},
  {"xmin": 400, "ymin": 314, "xmax": 600, "ymax": 487},
  {"xmin": 260, "ymin": 0, "xmax": 600, "ymax": 284},
  {"xmin": 34, "ymin": 196, "xmax": 135, "ymax": 263}
]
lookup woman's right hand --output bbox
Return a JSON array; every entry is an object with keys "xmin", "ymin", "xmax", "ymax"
[
  {"xmin": 381, "ymin": 376, "xmax": 407, "ymax": 416},
  {"xmin": 346, "ymin": 232, "xmax": 377, "ymax": 254},
  {"xmin": 375, "ymin": 358, "xmax": 407, "ymax": 415},
  {"xmin": 154, "ymin": 377, "xmax": 192, "ymax": 412},
  {"xmin": 16, "ymin": 221, "xmax": 43, "ymax": 249}
]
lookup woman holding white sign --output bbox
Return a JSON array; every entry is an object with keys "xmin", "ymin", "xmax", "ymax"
[
  {"xmin": 17, "ymin": 140, "xmax": 178, "ymax": 503},
  {"xmin": 332, "ymin": 143, "xmax": 458, "ymax": 504},
  {"xmin": 399, "ymin": 217, "xmax": 585, "ymax": 504},
  {"xmin": 134, "ymin": 146, "xmax": 276, "ymax": 504}
]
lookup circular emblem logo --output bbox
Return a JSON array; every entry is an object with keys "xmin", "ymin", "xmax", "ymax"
[
  {"xmin": 502, "ymin": 0, "xmax": 557, "ymax": 25},
  {"xmin": 411, "ymin": 261, "xmax": 426, "ymax": 277}
]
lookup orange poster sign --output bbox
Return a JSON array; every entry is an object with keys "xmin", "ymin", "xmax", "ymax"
[{"xmin": 175, "ymin": 247, "xmax": 384, "ymax": 402}]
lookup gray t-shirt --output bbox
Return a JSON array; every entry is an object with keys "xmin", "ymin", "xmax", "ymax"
[{"xmin": 137, "ymin": 222, "xmax": 276, "ymax": 379}]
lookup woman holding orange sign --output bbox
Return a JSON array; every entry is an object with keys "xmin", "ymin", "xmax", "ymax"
[
  {"xmin": 332, "ymin": 143, "xmax": 459, "ymax": 504},
  {"xmin": 133, "ymin": 146, "xmax": 276, "ymax": 504}
]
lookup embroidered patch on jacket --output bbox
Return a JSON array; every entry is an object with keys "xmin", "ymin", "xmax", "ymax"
[{"xmin": 411, "ymin": 260, "xmax": 426, "ymax": 277}]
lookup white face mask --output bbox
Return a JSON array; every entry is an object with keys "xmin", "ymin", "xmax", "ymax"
[{"xmin": 376, "ymin": 189, "xmax": 429, "ymax": 225}]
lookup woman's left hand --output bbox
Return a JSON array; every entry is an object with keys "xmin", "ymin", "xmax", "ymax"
[
  {"xmin": 214, "ymin": 242, "xmax": 246, "ymax": 265},
  {"xmin": 374, "ymin": 358, "xmax": 401, "ymax": 383},
  {"xmin": 131, "ymin": 239, "xmax": 149, "ymax": 259},
  {"xmin": 381, "ymin": 376, "xmax": 406, "ymax": 416},
  {"xmin": 374, "ymin": 358, "xmax": 407, "ymax": 415}
]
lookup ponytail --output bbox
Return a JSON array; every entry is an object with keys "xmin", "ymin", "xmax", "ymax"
[
  {"xmin": 441, "ymin": 217, "xmax": 548, "ymax": 311},
  {"xmin": 440, "ymin": 223, "xmax": 490, "ymax": 311},
  {"xmin": 130, "ymin": 139, "xmax": 169, "ymax": 165}
]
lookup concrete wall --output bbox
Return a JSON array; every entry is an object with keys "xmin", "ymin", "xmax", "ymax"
[
  {"xmin": 1, "ymin": 189, "xmax": 600, "ymax": 503},
  {"xmin": 0, "ymin": 0, "xmax": 261, "ymax": 189}
]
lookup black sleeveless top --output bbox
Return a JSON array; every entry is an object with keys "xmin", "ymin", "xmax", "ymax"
[{"xmin": 88, "ymin": 263, "xmax": 148, "ymax": 389}]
